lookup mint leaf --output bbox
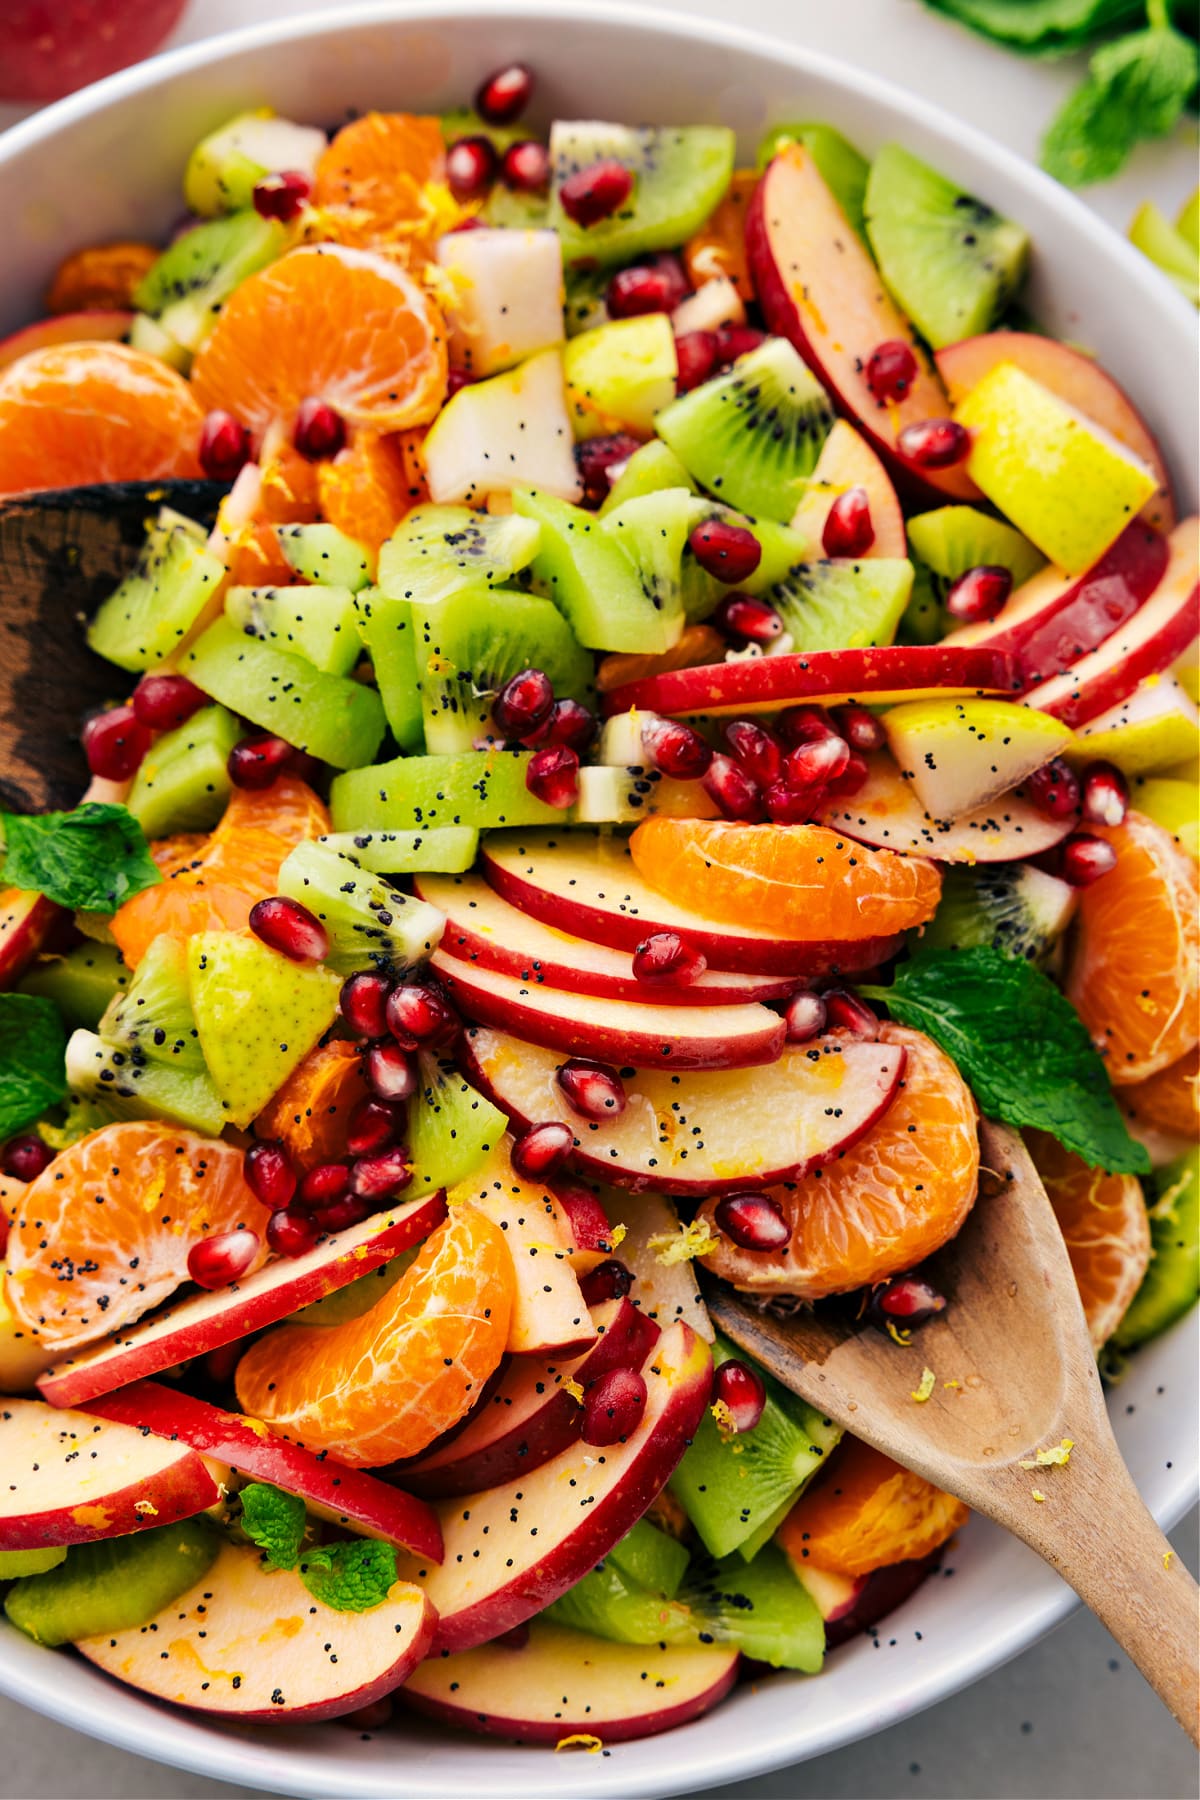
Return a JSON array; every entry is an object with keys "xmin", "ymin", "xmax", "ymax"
[
  {"xmin": 923, "ymin": 0, "xmax": 1145, "ymax": 58},
  {"xmin": 0, "ymin": 995, "xmax": 68, "ymax": 1138},
  {"xmin": 0, "ymin": 805, "xmax": 161, "ymax": 914},
  {"xmin": 1042, "ymin": 23, "xmax": 1199, "ymax": 185},
  {"xmin": 299, "ymin": 1539, "xmax": 398, "ymax": 1612},
  {"xmin": 861, "ymin": 947, "xmax": 1149, "ymax": 1174},
  {"xmin": 239, "ymin": 1483, "xmax": 307, "ymax": 1570}
]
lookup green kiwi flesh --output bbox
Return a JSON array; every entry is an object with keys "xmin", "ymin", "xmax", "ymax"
[
  {"xmin": 133, "ymin": 211, "xmax": 288, "ymax": 354},
  {"xmin": 65, "ymin": 1028, "xmax": 227, "ymax": 1136},
  {"xmin": 330, "ymin": 749, "xmax": 567, "ymax": 834},
  {"xmin": 550, "ymin": 122, "xmax": 735, "ymax": 268},
  {"xmin": 352, "ymin": 587, "xmax": 423, "ymax": 753},
  {"xmin": 377, "ymin": 505, "xmax": 541, "ymax": 606},
  {"xmin": 600, "ymin": 440, "xmax": 695, "ymax": 512},
  {"xmin": 275, "ymin": 523, "xmax": 374, "ymax": 591},
  {"xmin": 19, "ymin": 943, "xmax": 129, "ymax": 1032},
  {"xmin": 515, "ymin": 487, "xmax": 690, "ymax": 653},
  {"xmin": 757, "ymin": 122, "xmax": 869, "ymax": 243},
  {"xmin": 276, "ymin": 840, "xmax": 444, "ymax": 976},
  {"xmin": 906, "ymin": 506, "xmax": 1045, "ymax": 588},
  {"xmin": 920, "ymin": 861, "xmax": 1077, "ymax": 962},
  {"xmin": 183, "ymin": 111, "xmax": 327, "ymax": 216},
  {"xmin": 408, "ymin": 1054, "xmax": 508, "ymax": 1196},
  {"xmin": 317, "ymin": 827, "xmax": 479, "ymax": 874},
  {"xmin": 125, "ymin": 704, "xmax": 239, "ymax": 839},
  {"xmin": 224, "ymin": 583, "xmax": 362, "ymax": 676},
  {"xmin": 1112, "ymin": 1149, "xmax": 1199, "ymax": 1349},
  {"xmin": 88, "ymin": 512, "xmax": 225, "ymax": 672},
  {"xmin": 4, "ymin": 1519, "xmax": 219, "ymax": 1648},
  {"xmin": 767, "ymin": 558, "xmax": 914, "ymax": 651}
]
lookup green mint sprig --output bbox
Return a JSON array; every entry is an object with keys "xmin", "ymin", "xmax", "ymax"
[{"xmin": 0, "ymin": 803, "xmax": 161, "ymax": 914}]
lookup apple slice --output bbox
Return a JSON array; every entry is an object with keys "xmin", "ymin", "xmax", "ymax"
[
  {"xmin": 0, "ymin": 889, "xmax": 60, "ymax": 987},
  {"xmin": 417, "ymin": 871, "xmax": 795, "ymax": 1005},
  {"xmin": 790, "ymin": 420, "xmax": 906, "ymax": 558},
  {"xmin": 936, "ymin": 330, "xmax": 1175, "ymax": 532},
  {"xmin": 400, "ymin": 1617, "xmax": 739, "ymax": 1743},
  {"xmin": 431, "ymin": 950, "xmax": 786, "ymax": 1071},
  {"xmin": 0, "ymin": 1396, "xmax": 218, "ymax": 1550},
  {"xmin": 553, "ymin": 1183, "xmax": 618, "ymax": 1274},
  {"xmin": 746, "ymin": 142, "xmax": 979, "ymax": 502},
  {"xmin": 606, "ymin": 1188, "xmax": 715, "ymax": 1342},
  {"xmin": 599, "ymin": 643, "xmax": 1020, "ymax": 721},
  {"xmin": 817, "ymin": 753, "xmax": 1072, "ymax": 861},
  {"xmin": 83, "ymin": 1382, "xmax": 442, "ymax": 1560},
  {"xmin": 0, "ymin": 310, "xmax": 134, "ymax": 374},
  {"xmin": 461, "ymin": 1027, "xmax": 906, "ymax": 1195},
  {"xmin": 37, "ymin": 1191, "xmax": 447, "ymax": 1409},
  {"xmin": 796, "ymin": 1550, "xmax": 942, "ymax": 1648},
  {"xmin": 942, "ymin": 519, "xmax": 1170, "ymax": 691},
  {"xmin": 481, "ymin": 829, "xmax": 902, "ymax": 978},
  {"xmin": 77, "ymin": 1538, "xmax": 435, "ymax": 1722},
  {"xmin": 882, "ymin": 697, "xmax": 1071, "ymax": 819},
  {"xmin": 1023, "ymin": 519, "xmax": 1199, "ymax": 727},
  {"xmin": 399, "ymin": 1296, "xmax": 660, "ymax": 1498},
  {"xmin": 396, "ymin": 1321, "xmax": 712, "ymax": 1651}
]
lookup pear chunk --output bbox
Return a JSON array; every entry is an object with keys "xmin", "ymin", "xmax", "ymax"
[
  {"xmin": 423, "ymin": 347, "xmax": 581, "ymax": 504},
  {"xmin": 883, "ymin": 696, "xmax": 1071, "ymax": 818}
]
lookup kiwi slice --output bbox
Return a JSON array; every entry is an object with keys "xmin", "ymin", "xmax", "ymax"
[
  {"xmin": 224, "ymin": 583, "xmax": 362, "ymax": 676},
  {"xmin": 125, "ymin": 703, "xmax": 239, "ymax": 839},
  {"xmin": 656, "ymin": 338, "xmax": 835, "ymax": 523},
  {"xmin": 898, "ymin": 559, "xmax": 945, "ymax": 646},
  {"xmin": 127, "ymin": 311, "xmax": 191, "ymax": 372},
  {"xmin": 564, "ymin": 263, "xmax": 612, "ymax": 338},
  {"xmin": 275, "ymin": 522, "xmax": 374, "ymax": 591},
  {"xmin": 681, "ymin": 1543, "xmax": 825, "ymax": 1669},
  {"xmin": 88, "ymin": 512, "xmax": 225, "ymax": 673},
  {"xmin": 757, "ymin": 122, "xmax": 869, "ymax": 242},
  {"xmin": 600, "ymin": 440, "xmax": 695, "ymax": 513},
  {"xmin": 352, "ymin": 587, "xmax": 423, "ymax": 753},
  {"xmin": 377, "ymin": 505, "xmax": 541, "ymax": 606},
  {"xmin": 5, "ymin": 1519, "xmax": 218, "ymax": 1648},
  {"xmin": 184, "ymin": 109, "xmax": 327, "ymax": 215},
  {"xmin": 19, "ymin": 942, "xmax": 129, "ymax": 1031},
  {"xmin": 1112, "ymin": 1148, "xmax": 1199, "ymax": 1349},
  {"xmin": 547, "ymin": 1551, "xmax": 695, "ymax": 1647},
  {"xmin": 291, "ymin": 1248, "xmax": 418, "ymax": 1326},
  {"xmin": 318, "ymin": 827, "xmax": 479, "ymax": 875},
  {"xmin": 515, "ymin": 487, "xmax": 690, "ymax": 653},
  {"xmin": 65, "ymin": 1027, "xmax": 225, "ymax": 1136},
  {"xmin": 921, "ymin": 861, "xmax": 1076, "ymax": 963},
  {"xmin": 330, "ymin": 749, "xmax": 566, "ymax": 835},
  {"xmin": 409, "ymin": 1054, "xmax": 508, "ymax": 1196},
  {"xmin": 907, "ymin": 506, "xmax": 1044, "ymax": 589},
  {"xmin": 276, "ymin": 840, "xmax": 444, "ymax": 977},
  {"xmin": 100, "ymin": 933, "xmax": 206, "ymax": 1073},
  {"xmin": 864, "ymin": 144, "xmax": 1030, "ymax": 350},
  {"xmin": 549, "ymin": 121, "xmax": 735, "ymax": 269},
  {"xmin": 134, "ymin": 210, "xmax": 288, "ymax": 354},
  {"xmin": 681, "ymin": 501, "xmax": 812, "ymax": 622},
  {"xmin": 767, "ymin": 558, "xmax": 914, "ymax": 652}
]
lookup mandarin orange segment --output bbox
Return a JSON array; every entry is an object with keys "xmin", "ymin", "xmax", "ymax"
[
  {"xmin": 0, "ymin": 341, "xmax": 203, "ymax": 496},
  {"xmin": 776, "ymin": 1438, "xmax": 968, "ymax": 1580},
  {"xmin": 699, "ymin": 1024, "xmax": 979, "ymax": 1298},
  {"xmin": 629, "ymin": 819, "xmax": 942, "ymax": 940},
  {"xmin": 1026, "ymin": 1130, "xmax": 1151, "ymax": 1349},
  {"xmin": 256, "ymin": 441, "xmax": 322, "ymax": 524},
  {"xmin": 4, "ymin": 1122, "xmax": 270, "ymax": 1352},
  {"xmin": 253, "ymin": 1040, "xmax": 371, "ymax": 1169},
  {"xmin": 189, "ymin": 244, "xmax": 448, "ymax": 441},
  {"xmin": 234, "ymin": 1205, "xmax": 514, "ymax": 1466},
  {"xmin": 1121, "ymin": 1044, "xmax": 1200, "ymax": 1141},
  {"xmin": 312, "ymin": 112, "xmax": 448, "ymax": 250},
  {"xmin": 1065, "ymin": 810, "xmax": 1200, "ymax": 1085},
  {"xmin": 318, "ymin": 427, "xmax": 427, "ymax": 549},
  {"xmin": 683, "ymin": 169, "xmax": 758, "ymax": 300}
]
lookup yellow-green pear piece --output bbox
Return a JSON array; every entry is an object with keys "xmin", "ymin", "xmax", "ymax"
[
  {"xmin": 1069, "ymin": 675, "xmax": 1200, "ymax": 778},
  {"xmin": 883, "ymin": 696, "xmax": 1071, "ymax": 819},
  {"xmin": 1129, "ymin": 779, "xmax": 1198, "ymax": 859}
]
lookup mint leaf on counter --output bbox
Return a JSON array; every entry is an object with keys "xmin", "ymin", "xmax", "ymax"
[
  {"xmin": 0, "ymin": 804, "xmax": 161, "ymax": 914},
  {"xmin": 923, "ymin": 0, "xmax": 1145, "ymax": 57},
  {"xmin": 0, "ymin": 994, "xmax": 68, "ymax": 1139},
  {"xmin": 861, "ymin": 947, "xmax": 1150, "ymax": 1175},
  {"xmin": 299, "ymin": 1539, "xmax": 398, "ymax": 1613},
  {"xmin": 1041, "ymin": 16, "xmax": 1199, "ymax": 185},
  {"xmin": 239, "ymin": 1483, "xmax": 307, "ymax": 1571}
]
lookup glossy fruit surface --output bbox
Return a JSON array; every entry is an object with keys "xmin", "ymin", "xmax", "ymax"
[
  {"xmin": 1122, "ymin": 1044, "xmax": 1199, "ymax": 1140},
  {"xmin": 778, "ymin": 1438, "xmax": 968, "ymax": 1578},
  {"xmin": 1026, "ymin": 1130, "xmax": 1151, "ymax": 1349},
  {"xmin": 312, "ymin": 111, "xmax": 447, "ymax": 251},
  {"xmin": 255, "ymin": 1041, "xmax": 370, "ymax": 1170}
]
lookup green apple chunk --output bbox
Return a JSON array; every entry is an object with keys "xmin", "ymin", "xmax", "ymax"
[
  {"xmin": 955, "ymin": 362, "xmax": 1158, "ymax": 576},
  {"xmin": 563, "ymin": 314, "xmax": 677, "ymax": 440},
  {"xmin": 883, "ymin": 696, "xmax": 1072, "ymax": 818}
]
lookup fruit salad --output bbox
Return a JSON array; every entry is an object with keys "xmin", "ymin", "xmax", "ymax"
[{"xmin": 0, "ymin": 62, "xmax": 1197, "ymax": 1751}]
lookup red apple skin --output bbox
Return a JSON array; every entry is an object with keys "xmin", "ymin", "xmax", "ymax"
[
  {"xmin": 936, "ymin": 331, "xmax": 1175, "ymax": 532},
  {"xmin": 38, "ymin": 1191, "xmax": 447, "ymax": 1409},
  {"xmin": 553, "ymin": 1183, "xmax": 616, "ymax": 1269},
  {"xmin": 0, "ymin": 311, "xmax": 134, "ymax": 374},
  {"xmin": 824, "ymin": 1550, "xmax": 944, "ymax": 1649},
  {"xmin": 82, "ymin": 1381, "xmax": 443, "ymax": 1562},
  {"xmin": 0, "ymin": 0, "xmax": 186, "ymax": 102},
  {"xmin": 746, "ymin": 144, "xmax": 979, "ymax": 504},
  {"xmin": 0, "ymin": 890, "xmax": 62, "ymax": 989}
]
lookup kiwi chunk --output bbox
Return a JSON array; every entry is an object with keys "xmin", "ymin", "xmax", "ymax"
[
  {"xmin": 276, "ymin": 840, "xmax": 444, "ymax": 976},
  {"xmin": 656, "ymin": 338, "xmax": 835, "ymax": 523},
  {"xmin": 921, "ymin": 861, "xmax": 1076, "ymax": 963},
  {"xmin": 757, "ymin": 122, "xmax": 869, "ymax": 241},
  {"xmin": 409, "ymin": 1054, "xmax": 509, "ymax": 1196},
  {"xmin": 291, "ymin": 1249, "xmax": 417, "ymax": 1326},
  {"xmin": 318, "ymin": 827, "xmax": 479, "ymax": 875},
  {"xmin": 550, "ymin": 121, "xmax": 735, "ymax": 268},
  {"xmin": 134, "ymin": 211, "xmax": 288, "ymax": 354},
  {"xmin": 100, "ymin": 932, "xmax": 206, "ymax": 1073},
  {"xmin": 378, "ymin": 505, "xmax": 541, "ymax": 606},
  {"xmin": 182, "ymin": 616, "xmax": 386, "ymax": 769},
  {"xmin": 5, "ymin": 1519, "xmax": 218, "ymax": 1648},
  {"xmin": 125, "ymin": 703, "xmax": 239, "ymax": 839},
  {"xmin": 681, "ymin": 501, "xmax": 811, "ymax": 621},
  {"xmin": 330, "ymin": 750, "xmax": 566, "ymax": 835},
  {"xmin": 768, "ymin": 558, "xmax": 914, "ymax": 651},
  {"xmin": 275, "ymin": 522, "xmax": 374, "ymax": 591},
  {"xmin": 65, "ymin": 1028, "xmax": 226, "ymax": 1136},
  {"xmin": 1112, "ymin": 1149, "xmax": 1199, "ymax": 1349},
  {"xmin": 564, "ymin": 263, "xmax": 611, "ymax": 338},
  {"xmin": 600, "ymin": 440, "xmax": 695, "ymax": 512},
  {"xmin": 352, "ymin": 587, "xmax": 423, "ymax": 753},
  {"xmin": 19, "ymin": 943, "xmax": 129, "ymax": 1031},
  {"xmin": 516, "ymin": 486, "xmax": 690, "ymax": 653},
  {"xmin": 184, "ymin": 109, "xmax": 327, "ymax": 215},
  {"xmin": 224, "ymin": 583, "xmax": 362, "ymax": 676},
  {"xmin": 0, "ymin": 1547, "xmax": 67, "ymax": 1579},
  {"xmin": 88, "ymin": 512, "xmax": 225, "ymax": 673},
  {"xmin": 864, "ymin": 144, "xmax": 1030, "ymax": 350},
  {"xmin": 907, "ymin": 505, "xmax": 1044, "ymax": 588},
  {"xmin": 680, "ymin": 1543, "xmax": 825, "ymax": 1670}
]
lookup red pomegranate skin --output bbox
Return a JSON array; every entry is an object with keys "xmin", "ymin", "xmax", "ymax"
[{"xmin": 0, "ymin": 0, "xmax": 188, "ymax": 103}]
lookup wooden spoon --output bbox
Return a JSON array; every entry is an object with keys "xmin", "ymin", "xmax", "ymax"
[{"xmin": 704, "ymin": 1119, "xmax": 1200, "ymax": 1744}]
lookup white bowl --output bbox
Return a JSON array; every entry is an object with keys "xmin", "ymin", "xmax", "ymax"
[{"xmin": 0, "ymin": 6, "xmax": 1196, "ymax": 1795}]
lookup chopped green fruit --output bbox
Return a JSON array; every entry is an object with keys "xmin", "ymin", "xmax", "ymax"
[
  {"xmin": 883, "ymin": 696, "xmax": 1071, "ymax": 819},
  {"xmin": 276, "ymin": 840, "xmax": 443, "ymax": 977},
  {"xmin": 187, "ymin": 930, "xmax": 341, "ymax": 1128},
  {"xmin": 682, "ymin": 1544, "xmax": 825, "ymax": 1669},
  {"xmin": 549, "ymin": 121, "xmax": 736, "ymax": 269},
  {"xmin": 600, "ymin": 439, "xmax": 696, "ymax": 513},
  {"xmin": 224, "ymin": 583, "xmax": 362, "ymax": 677},
  {"xmin": 546, "ymin": 1553, "xmax": 694, "ymax": 1647},
  {"xmin": 438, "ymin": 109, "xmax": 527, "ymax": 155},
  {"xmin": 4, "ymin": 1519, "xmax": 218, "ymax": 1648},
  {"xmin": 0, "ymin": 1546, "xmax": 66, "ymax": 1579},
  {"xmin": 88, "ymin": 514, "xmax": 224, "ymax": 673},
  {"xmin": 291, "ymin": 1250, "xmax": 417, "ymax": 1326},
  {"xmin": 183, "ymin": 616, "xmax": 386, "ymax": 769},
  {"xmin": 681, "ymin": 502, "xmax": 812, "ymax": 621},
  {"xmin": 409, "ymin": 1054, "xmax": 508, "ymax": 1195},
  {"xmin": 183, "ymin": 109, "xmax": 327, "ymax": 215},
  {"xmin": 134, "ymin": 211, "xmax": 288, "ymax": 353},
  {"xmin": 899, "ymin": 559, "xmax": 944, "ymax": 646},
  {"xmin": 921, "ymin": 861, "xmax": 1077, "ymax": 963},
  {"xmin": 768, "ymin": 558, "xmax": 914, "ymax": 652},
  {"xmin": 100, "ymin": 931, "xmax": 206, "ymax": 1073},
  {"xmin": 352, "ymin": 587, "xmax": 422, "ymax": 753},
  {"xmin": 570, "ymin": 764, "xmax": 715, "ymax": 825},
  {"xmin": 563, "ymin": 262, "xmax": 611, "ymax": 338},
  {"xmin": 1128, "ymin": 201, "xmax": 1199, "ymax": 307},
  {"xmin": 656, "ymin": 338, "xmax": 835, "ymax": 523},
  {"xmin": 563, "ymin": 314, "xmax": 677, "ymax": 439},
  {"xmin": 757, "ymin": 122, "xmax": 869, "ymax": 241},
  {"xmin": 317, "ymin": 827, "xmax": 479, "ymax": 874},
  {"xmin": 378, "ymin": 505, "xmax": 541, "ymax": 607},
  {"xmin": 275, "ymin": 522, "xmax": 374, "ymax": 591},
  {"xmin": 1112, "ymin": 1147, "xmax": 1199, "ymax": 1348},
  {"xmin": 1129, "ymin": 778, "xmax": 1199, "ymax": 858},
  {"xmin": 516, "ymin": 486, "xmax": 689, "ymax": 653},
  {"xmin": 125, "ymin": 704, "xmax": 239, "ymax": 840},
  {"xmin": 607, "ymin": 1517, "xmax": 691, "ymax": 1600},
  {"xmin": 65, "ymin": 1027, "xmax": 226, "ymax": 1135},
  {"xmin": 330, "ymin": 748, "xmax": 567, "ymax": 835},
  {"xmin": 906, "ymin": 506, "xmax": 1045, "ymax": 589},
  {"xmin": 1069, "ymin": 679, "xmax": 1200, "ymax": 778},
  {"xmin": 127, "ymin": 310, "xmax": 190, "ymax": 371},
  {"xmin": 1177, "ymin": 186, "xmax": 1200, "ymax": 255},
  {"xmin": 18, "ymin": 942, "xmax": 129, "ymax": 1031}
]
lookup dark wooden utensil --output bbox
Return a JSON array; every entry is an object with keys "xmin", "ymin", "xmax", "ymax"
[{"xmin": 0, "ymin": 480, "xmax": 225, "ymax": 813}]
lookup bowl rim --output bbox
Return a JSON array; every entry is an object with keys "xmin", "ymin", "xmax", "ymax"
[{"xmin": 0, "ymin": 5, "xmax": 1195, "ymax": 1796}]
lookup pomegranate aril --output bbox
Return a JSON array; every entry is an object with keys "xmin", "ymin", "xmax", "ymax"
[
  {"xmin": 386, "ymin": 982, "xmax": 457, "ymax": 1050},
  {"xmin": 582, "ymin": 1365, "xmax": 647, "ymax": 1445},
  {"xmin": 703, "ymin": 753, "xmax": 763, "ymax": 821},
  {"xmin": 578, "ymin": 1257, "xmax": 634, "ymax": 1307},
  {"xmin": 512, "ymin": 1119, "xmax": 575, "ymax": 1179},
  {"xmin": 557, "ymin": 1057, "xmax": 627, "ymax": 1120},
  {"xmin": 778, "ymin": 704, "xmax": 839, "ymax": 748},
  {"xmin": 783, "ymin": 990, "xmax": 827, "ymax": 1044},
  {"xmin": 1027, "ymin": 757, "xmax": 1080, "ymax": 821},
  {"xmin": 763, "ymin": 780, "xmax": 819, "ymax": 824},
  {"xmin": 674, "ymin": 329, "xmax": 719, "ymax": 394},
  {"xmin": 632, "ymin": 930, "xmax": 707, "ymax": 986},
  {"xmin": 559, "ymin": 158, "xmax": 632, "ymax": 228},
  {"xmin": 312, "ymin": 1194, "xmax": 370, "ymax": 1234},
  {"xmin": 607, "ymin": 259, "xmax": 687, "ymax": 318},
  {"xmin": 526, "ymin": 744, "xmax": 580, "ymax": 809},
  {"xmin": 493, "ymin": 667, "xmax": 554, "ymax": 740},
  {"xmin": 714, "ymin": 1191, "xmax": 790, "ymax": 1252},
  {"xmin": 870, "ymin": 1272, "xmax": 947, "ymax": 1329},
  {"xmin": 198, "ymin": 408, "xmax": 251, "ymax": 482},
  {"xmin": 340, "ymin": 970, "xmax": 392, "ymax": 1039},
  {"xmin": 865, "ymin": 339, "xmax": 918, "ymax": 405},
  {"xmin": 944, "ymin": 563, "xmax": 1012, "ymax": 625},
  {"xmin": 1062, "ymin": 832, "xmax": 1118, "ymax": 887},
  {"xmin": 446, "ymin": 134, "xmax": 498, "ymax": 201},
  {"xmin": 252, "ymin": 168, "xmax": 312, "ymax": 222},
  {"xmin": 823, "ymin": 988, "xmax": 879, "ymax": 1040},
  {"xmin": 266, "ymin": 1207, "xmax": 319, "ymax": 1258},
  {"xmin": 537, "ymin": 697, "xmax": 597, "ymax": 754},
  {"xmin": 349, "ymin": 1146, "xmax": 413, "ymax": 1201},
  {"xmin": 299, "ymin": 1162, "xmax": 351, "ymax": 1209},
  {"xmin": 785, "ymin": 734, "xmax": 850, "ymax": 791},
  {"xmin": 249, "ymin": 895, "xmax": 329, "ymax": 963},
  {"xmin": 831, "ymin": 704, "xmax": 885, "ymax": 753},
  {"xmin": 367, "ymin": 1041, "xmax": 419, "ymax": 1102},
  {"xmin": 714, "ymin": 323, "xmax": 765, "ymax": 365},
  {"xmin": 293, "ymin": 397, "xmax": 346, "ymax": 461},
  {"xmin": 81, "ymin": 706, "xmax": 151, "ymax": 781},
  {"xmin": 227, "ymin": 733, "xmax": 294, "ymax": 790},
  {"xmin": 243, "ymin": 1140, "xmax": 297, "ymax": 1211},
  {"xmin": 689, "ymin": 519, "xmax": 762, "ymax": 584},
  {"xmin": 187, "ymin": 1229, "xmax": 259, "ymax": 1291},
  {"xmin": 575, "ymin": 433, "xmax": 640, "ymax": 509},
  {"xmin": 346, "ymin": 1097, "xmax": 403, "ymax": 1158},
  {"xmin": 1, "ymin": 1134, "xmax": 53, "ymax": 1181},
  {"xmin": 821, "ymin": 486, "xmax": 875, "ymax": 558},
  {"xmin": 898, "ymin": 418, "xmax": 970, "ymax": 469},
  {"xmin": 475, "ymin": 61, "xmax": 534, "ymax": 125},
  {"xmin": 724, "ymin": 718, "xmax": 782, "ymax": 786},
  {"xmin": 131, "ymin": 673, "xmax": 207, "ymax": 731},
  {"xmin": 502, "ymin": 139, "xmax": 550, "ymax": 193},
  {"xmin": 713, "ymin": 593, "xmax": 783, "ymax": 646},
  {"xmin": 713, "ymin": 1358, "xmax": 766, "ymax": 1433},
  {"xmin": 1081, "ymin": 761, "xmax": 1129, "ymax": 829},
  {"xmin": 446, "ymin": 368, "xmax": 474, "ymax": 397},
  {"xmin": 642, "ymin": 716, "xmax": 712, "ymax": 780},
  {"xmin": 827, "ymin": 751, "xmax": 870, "ymax": 796}
]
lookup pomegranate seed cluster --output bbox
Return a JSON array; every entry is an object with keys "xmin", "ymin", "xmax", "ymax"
[
  {"xmin": 686, "ymin": 701, "xmax": 877, "ymax": 825},
  {"xmin": 492, "ymin": 665, "xmax": 596, "ymax": 809}
]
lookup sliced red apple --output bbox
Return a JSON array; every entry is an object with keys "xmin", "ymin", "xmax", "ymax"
[
  {"xmin": 796, "ymin": 1551, "xmax": 942, "ymax": 1648},
  {"xmin": 481, "ymin": 830, "xmax": 902, "ymax": 978},
  {"xmin": 396, "ymin": 1321, "xmax": 712, "ymax": 1651},
  {"xmin": 0, "ymin": 1395, "xmax": 218, "ymax": 1549},
  {"xmin": 599, "ymin": 643, "xmax": 1020, "ymax": 721},
  {"xmin": 936, "ymin": 330, "xmax": 1175, "ymax": 532},
  {"xmin": 747, "ymin": 143, "xmax": 979, "ymax": 502},
  {"xmin": 0, "ymin": 310, "xmax": 134, "ymax": 374},
  {"xmin": 399, "ymin": 1617, "xmax": 739, "ymax": 1743},
  {"xmin": 1022, "ymin": 519, "xmax": 1199, "ymax": 727},
  {"xmin": 790, "ymin": 419, "xmax": 907, "ymax": 558},
  {"xmin": 431, "ymin": 950, "xmax": 786, "ymax": 1071},
  {"xmin": 461, "ymin": 1027, "xmax": 906, "ymax": 1196},
  {"xmin": 606, "ymin": 1188, "xmax": 715, "ymax": 1342},
  {"xmin": 0, "ymin": 889, "xmax": 61, "ymax": 988},
  {"xmin": 816, "ymin": 753, "xmax": 1072, "ymax": 860},
  {"xmin": 77, "ymin": 1538, "xmax": 435, "ymax": 1722},
  {"xmin": 416, "ymin": 871, "xmax": 795, "ymax": 1004},
  {"xmin": 398, "ymin": 1296, "xmax": 660, "ymax": 1498},
  {"xmin": 83, "ymin": 1381, "xmax": 442, "ymax": 1561},
  {"xmin": 552, "ymin": 1182, "xmax": 619, "ymax": 1274},
  {"xmin": 942, "ymin": 519, "xmax": 1170, "ymax": 691},
  {"xmin": 37, "ymin": 1191, "xmax": 447, "ymax": 1409}
]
